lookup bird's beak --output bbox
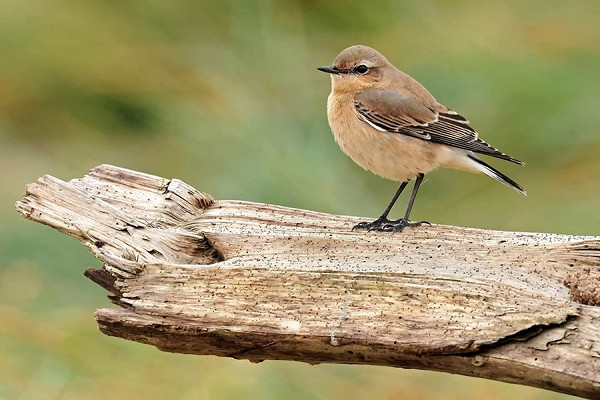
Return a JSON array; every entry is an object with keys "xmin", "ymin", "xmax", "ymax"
[{"xmin": 317, "ymin": 66, "xmax": 342, "ymax": 75}]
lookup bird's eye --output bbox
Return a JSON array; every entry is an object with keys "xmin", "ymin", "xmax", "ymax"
[{"xmin": 354, "ymin": 64, "xmax": 369, "ymax": 74}]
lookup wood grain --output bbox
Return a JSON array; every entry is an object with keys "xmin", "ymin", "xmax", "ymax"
[{"xmin": 16, "ymin": 165, "xmax": 600, "ymax": 398}]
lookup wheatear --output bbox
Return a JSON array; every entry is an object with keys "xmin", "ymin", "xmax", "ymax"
[{"xmin": 318, "ymin": 45, "xmax": 525, "ymax": 232}]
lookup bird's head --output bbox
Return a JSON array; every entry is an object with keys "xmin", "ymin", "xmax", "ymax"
[{"xmin": 318, "ymin": 45, "xmax": 390, "ymax": 93}]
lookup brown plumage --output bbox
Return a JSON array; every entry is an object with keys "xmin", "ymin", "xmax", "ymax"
[{"xmin": 318, "ymin": 45, "xmax": 525, "ymax": 232}]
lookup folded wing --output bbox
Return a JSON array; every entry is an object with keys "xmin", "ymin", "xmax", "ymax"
[{"xmin": 354, "ymin": 88, "xmax": 523, "ymax": 165}]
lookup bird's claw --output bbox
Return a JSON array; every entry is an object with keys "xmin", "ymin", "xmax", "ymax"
[
  {"xmin": 353, "ymin": 218, "xmax": 431, "ymax": 233},
  {"xmin": 352, "ymin": 217, "xmax": 392, "ymax": 232}
]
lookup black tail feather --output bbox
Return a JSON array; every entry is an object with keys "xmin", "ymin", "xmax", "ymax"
[{"xmin": 468, "ymin": 155, "xmax": 526, "ymax": 195}]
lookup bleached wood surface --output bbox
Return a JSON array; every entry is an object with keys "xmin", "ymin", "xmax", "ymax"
[{"xmin": 16, "ymin": 165, "xmax": 600, "ymax": 398}]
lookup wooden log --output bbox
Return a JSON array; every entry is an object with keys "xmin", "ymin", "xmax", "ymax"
[{"xmin": 15, "ymin": 165, "xmax": 600, "ymax": 398}]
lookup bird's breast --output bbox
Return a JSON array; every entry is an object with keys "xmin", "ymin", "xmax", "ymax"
[{"xmin": 326, "ymin": 92, "xmax": 452, "ymax": 182}]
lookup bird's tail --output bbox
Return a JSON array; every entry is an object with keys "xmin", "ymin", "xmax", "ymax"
[{"xmin": 467, "ymin": 154, "xmax": 527, "ymax": 195}]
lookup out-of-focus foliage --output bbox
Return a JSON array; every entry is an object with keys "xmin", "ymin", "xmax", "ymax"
[{"xmin": 1, "ymin": 1, "xmax": 598, "ymax": 399}]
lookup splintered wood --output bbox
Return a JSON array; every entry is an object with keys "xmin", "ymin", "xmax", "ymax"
[{"xmin": 16, "ymin": 165, "xmax": 600, "ymax": 399}]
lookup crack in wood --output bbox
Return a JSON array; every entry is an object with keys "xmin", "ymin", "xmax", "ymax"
[{"xmin": 15, "ymin": 164, "xmax": 600, "ymax": 399}]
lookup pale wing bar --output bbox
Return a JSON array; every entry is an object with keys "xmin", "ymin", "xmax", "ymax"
[{"xmin": 355, "ymin": 102, "xmax": 432, "ymax": 139}]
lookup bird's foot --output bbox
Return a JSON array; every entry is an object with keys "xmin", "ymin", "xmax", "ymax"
[
  {"xmin": 352, "ymin": 217, "xmax": 394, "ymax": 232},
  {"xmin": 383, "ymin": 218, "xmax": 431, "ymax": 232},
  {"xmin": 353, "ymin": 218, "xmax": 430, "ymax": 233}
]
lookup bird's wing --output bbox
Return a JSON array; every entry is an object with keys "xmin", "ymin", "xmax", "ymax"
[{"xmin": 354, "ymin": 89, "xmax": 523, "ymax": 165}]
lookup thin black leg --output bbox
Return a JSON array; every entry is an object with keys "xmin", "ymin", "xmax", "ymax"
[
  {"xmin": 380, "ymin": 181, "xmax": 408, "ymax": 220},
  {"xmin": 352, "ymin": 181, "xmax": 408, "ymax": 231},
  {"xmin": 402, "ymin": 173, "xmax": 423, "ymax": 221},
  {"xmin": 388, "ymin": 173, "xmax": 430, "ymax": 232}
]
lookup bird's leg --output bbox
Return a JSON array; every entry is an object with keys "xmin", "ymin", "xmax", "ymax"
[
  {"xmin": 352, "ymin": 181, "xmax": 408, "ymax": 231},
  {"xmin": 385, "ymin": 173, "xmax": 431, "ymax": 232}
]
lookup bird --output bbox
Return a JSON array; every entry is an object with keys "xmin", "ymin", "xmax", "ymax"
[{"xmin": 317, "ymin": 45, "xmax": 525, "ymax": 232}]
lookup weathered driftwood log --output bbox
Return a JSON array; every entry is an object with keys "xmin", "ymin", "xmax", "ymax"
[{"xmin": 16, "ymin": 165, "xmax": 600, "ymax": 399}]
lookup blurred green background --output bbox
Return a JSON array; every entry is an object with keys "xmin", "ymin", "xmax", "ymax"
[{"xmin": 1, "ymin": 0, "xmax": 599, "ymax": 399}]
